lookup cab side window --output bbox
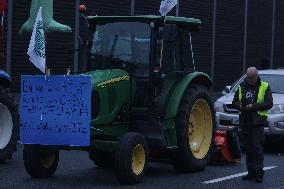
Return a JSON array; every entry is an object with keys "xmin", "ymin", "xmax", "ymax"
[
  {"xmin": 180, "ymin": 31, "xmax": 194, "ymax": 72},
  {"xmin": 158, "ymin": 25, "xmax": 182, "ymax": 73}
]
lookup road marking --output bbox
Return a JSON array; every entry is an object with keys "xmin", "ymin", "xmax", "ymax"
[
  {"xmin": 267, "ymin": 186, "xmax": 284, "ymax": 189},
  {"xmin": 202, "ymin": 166, "xmax": 278, "ymax": 184}
]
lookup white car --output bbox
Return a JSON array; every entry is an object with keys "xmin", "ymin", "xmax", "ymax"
[{"xmin": 215, "ymin": 69, "xmax": 284, "ymax": 136}]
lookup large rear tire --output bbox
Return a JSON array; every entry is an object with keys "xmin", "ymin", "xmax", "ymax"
[
  {"xmin": 173, "ymin": 84, "xmax": 216, "ymax": 172},
  {"xmin": 114, "ymin": 132, "xmax": 148, "ymax": 185},
  {"xmin": 23, "ymin": 145, "xmax": 59, "ymax": 178},
  {"xmin": 0, "ymin": 87, "xmax": 18, "ymax": 162}
]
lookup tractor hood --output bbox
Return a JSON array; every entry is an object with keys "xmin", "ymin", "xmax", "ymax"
[
  {"xmin": 83, "ymin": 69, "xmax": 131, "ymax": 125},
  {"xmin": 83, "ymin": 69, "xmax": 130, "ymax": 89}
]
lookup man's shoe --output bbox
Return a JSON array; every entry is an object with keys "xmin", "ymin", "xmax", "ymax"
[
  {"xmin": 242, "ymin": 174, "xmax": 255, "ymax": 180},
  {"xmin": 254, "ymin": 177, "xmax": 263, "ymax": 183}
]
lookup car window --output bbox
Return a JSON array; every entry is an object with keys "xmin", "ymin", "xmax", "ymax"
[
  {"xmin": 231, "ymin": 75, "xmax": 246, "ymax": 92},
  {"xmin": 230, "ymin": 74, "xmax": 284, "ymax": 94},
  {"xmin": 259, "ymin": 74, "xmax": 284, "ymax": 93}
]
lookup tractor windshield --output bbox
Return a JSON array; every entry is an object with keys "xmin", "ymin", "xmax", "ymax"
[{"xmin": 89, "ymin": 22, "xmax": 151, "ymax": 77}]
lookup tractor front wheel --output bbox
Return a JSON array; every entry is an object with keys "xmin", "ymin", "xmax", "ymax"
[
  {"xmin": 114, "ymin": 132, "xmax": 148, "ymax": 185},
  {"xmin": 23, "ymin": 145, "xmax": 59, "ymax": 178},
  {"xmin": 173, "ymin": 84, "xmax": 215, "ymax": 172}
]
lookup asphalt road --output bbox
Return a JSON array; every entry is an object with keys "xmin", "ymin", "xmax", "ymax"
[{"xmin": 0, "ymin": 142, "xmax": 283, "ymax": 189}]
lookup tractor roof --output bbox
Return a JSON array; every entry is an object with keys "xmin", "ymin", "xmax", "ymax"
[{"xmin": 88, "ymin": 15, "xmax": 201, "ymax": 27}]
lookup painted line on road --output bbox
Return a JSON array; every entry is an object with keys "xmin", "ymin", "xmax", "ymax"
[
  {"xmin": 267, "ymin": 186, "xmax": 284, "ymax": 189},
  {"xmin": 202, "ymin": 166, "xmax": 278, "ymax": 184}
]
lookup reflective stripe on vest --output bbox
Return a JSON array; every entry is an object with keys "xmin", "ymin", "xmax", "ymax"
[{"xmin": 238, "ymin": 81, "xmax": 269, "ymax": 116}]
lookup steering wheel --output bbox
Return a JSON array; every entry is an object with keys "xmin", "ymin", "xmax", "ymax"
[
  {"xmin": 115, "ymin": 54, "xmax": 132, "ymax": 61},
  {"xmin": 114, "ymin": 54, "xmax": 142, "ymax": 69}
]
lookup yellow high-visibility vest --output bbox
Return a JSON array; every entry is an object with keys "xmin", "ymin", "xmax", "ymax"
[{"xmin": 238, "ymin": 81, "xmax": 269, "ymax": 116}]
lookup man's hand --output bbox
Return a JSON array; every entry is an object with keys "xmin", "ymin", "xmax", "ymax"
[{"xmin": 246, "ymin": 104, "xmax": 254, "ymax": 110}]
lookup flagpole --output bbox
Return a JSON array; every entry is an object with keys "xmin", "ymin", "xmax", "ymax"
[
  {"xmin": 46, "ymin": 66, "xmax": 50, "ymax": 76},
  {"xmin": 44, "ymin": 35, "xmax": 47, "ymax": 75}
]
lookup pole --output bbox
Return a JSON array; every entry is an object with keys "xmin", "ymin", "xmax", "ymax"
[
  {"xmin": 6, "ymin": 0, "xmax": 13, "ymax": 74},
  {"xmin": 73, "ymin": 0, "xmax": 80, "ymax": 74},
  {"xmin": 270, "ymin": 0, "xmax": 276, "ymax": 68},
  {"xmin": 131, "ymin": 0, "xmax": 135, "ymax": 16},
  {"xmin": 242, "ymin": 0, "xmax": 248, "ymax": 74},
  {"xmin": 210, "ymin": 0, "xmax": 216, "ymax": 80},
  {"xmin": 176, "ymin": 0, "xmax": 179, "ymax": 16}
]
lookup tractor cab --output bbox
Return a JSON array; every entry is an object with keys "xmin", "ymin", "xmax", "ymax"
[{"xmin": 85, "ymin": 16, "xmax": 201, "ymax": 115}]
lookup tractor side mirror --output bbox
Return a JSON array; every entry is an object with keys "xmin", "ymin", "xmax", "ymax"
[{"xmin": 163, "ymin": 24, "xmax": 177, "ymax": 42}]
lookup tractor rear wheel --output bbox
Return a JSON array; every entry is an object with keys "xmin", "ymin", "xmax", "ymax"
[
  {"xmin": 173, "ymin": 84, "xmax": 215, "ymax": 172},
  {"xmin": 0, "ymin": 87, "xmax": 18, "ymax": 162},
  {"xmin": 114, "ymin": 132, "xmax": 148, "ymax": 185},
  {"xmin": 89, "ymin": 150, "xmax": 114, "ymax": 168},
  {"xmin": 23, "ymin": 145, "xmax": 59, "ymax": 178}
]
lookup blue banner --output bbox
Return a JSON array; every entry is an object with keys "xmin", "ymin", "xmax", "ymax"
[{"xmin": 20, "ymin": 75, "xmax": 91, "ymax": 146}]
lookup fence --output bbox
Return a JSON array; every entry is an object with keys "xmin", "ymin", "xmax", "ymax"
[{"xmin": 2, "ymin": 0, "xmax": 284, "ymax": 91}]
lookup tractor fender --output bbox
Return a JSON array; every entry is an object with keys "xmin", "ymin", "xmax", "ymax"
[
  {"xmin": 163, "ymin": 72, "xmax": 212, "ymax": 120},
  {"xmin": 0, "ymin": 70, "xmax": 11, "ymax": 88}
]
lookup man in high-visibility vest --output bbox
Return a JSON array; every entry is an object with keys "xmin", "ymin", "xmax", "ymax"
[{"xmin": 232, "ymin": 67, "xmax": 273, "ymax": 183}]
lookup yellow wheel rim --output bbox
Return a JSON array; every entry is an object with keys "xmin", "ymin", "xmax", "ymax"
[
  {"xmin": 188, "ymin": 99, "xmax": 213, "ymax": 159},
  {"xmin": 131, "ymin": 144, "xmax": 145, "ymax": 176},
  {"xmin": 41, "ymin": 154, "xmax": 56, "ymax": 169}
]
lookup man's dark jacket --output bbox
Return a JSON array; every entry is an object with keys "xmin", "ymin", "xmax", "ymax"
[{"xmin": 232, "ymin": 77, "xmax": 273, "ymax": 126}]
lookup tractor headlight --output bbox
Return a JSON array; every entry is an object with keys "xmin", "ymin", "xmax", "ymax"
[
  {"xmin": 214, "ymin": 101, "xmax": 224, "ymax": 113},
  {"xmin": 269, "ymin": 104, "xmax": 284, "ymax": 114}
]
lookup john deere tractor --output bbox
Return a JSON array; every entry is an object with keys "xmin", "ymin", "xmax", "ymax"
[{"xmin": 22, "ymin": 15, "xmax": 215, "ymax": 185}]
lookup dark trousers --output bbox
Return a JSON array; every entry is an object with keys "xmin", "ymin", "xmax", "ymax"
[{"xmin": 241, "ymin": 125, "xmax": 265, "ymax": 177}]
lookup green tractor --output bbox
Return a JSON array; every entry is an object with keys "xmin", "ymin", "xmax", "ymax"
[{"xmin": 22, "ymin": 15, "xmax": 215, "ymax": 185}]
